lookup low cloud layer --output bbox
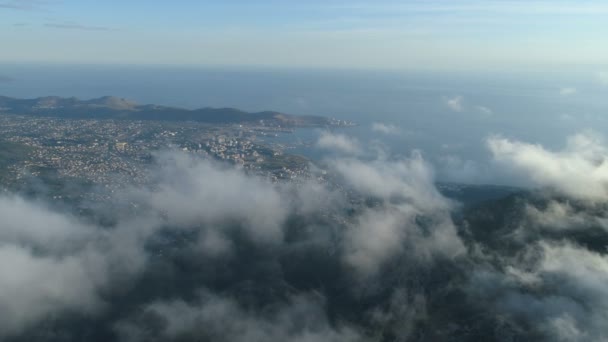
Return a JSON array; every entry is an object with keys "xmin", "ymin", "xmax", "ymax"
[
  {"xmin": 0, "ymin": 196, "xmax": 153, "ymax": 337},
  {"xmin": 316, "ymin": 131, "xmax": 362, "ymax": 155},
  {"xmin": 1, "ymin": 131, "xmax": 608, "ymax": 341},
  {"xmin": 488, "ymin": 132, "xmax": 608, "ymax": 200},
  {"xmin": 328, "ymin": 152, "xmax": 464, "ymax": 276},
  {"xmin": 117, "ymin": 292, "xmax": 362, "ymax": 342},
  {"xmin": 0, "ymin": 140, "xmax": 468, "ymax": 340},
  {"xmin": 469, "ymin": 241, "xmax": 608, "ymax": 341}
]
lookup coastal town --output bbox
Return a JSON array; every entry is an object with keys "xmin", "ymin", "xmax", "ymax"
[{"xmin": 0, "ymin": 113, "xmax": 325, "ymax": 201}]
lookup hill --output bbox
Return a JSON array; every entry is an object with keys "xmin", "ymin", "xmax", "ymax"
[{"xmin": 0, "ymin": 95, "xmax": 344, "ymax": 127}]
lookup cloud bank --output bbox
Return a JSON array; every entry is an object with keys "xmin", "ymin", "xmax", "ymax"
[
  {"xmin": 2, "ymin": 131, "xmax": 608, "ymax": 341},
  {"xmin": 316, "ymin": 131, "xmax": 362, "ymax": 155},
  {"xmin": 488, "ymin": 132, "xmax": 608, "ymax": 200},
  {"xmin": 0, "ymin": 139, "xmax": 470, "ymax": 340}
]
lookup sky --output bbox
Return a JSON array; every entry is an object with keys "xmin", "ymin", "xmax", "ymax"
[{"xmin": 1, "ymin": 0, "xmax": 608, "ymax": 70}]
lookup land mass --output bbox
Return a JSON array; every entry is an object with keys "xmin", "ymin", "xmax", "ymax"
[{"xmin": 0, "ymin": 95, "xmax": 353, "ymax": 127}]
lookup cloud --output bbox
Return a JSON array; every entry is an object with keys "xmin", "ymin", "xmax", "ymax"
[
  {"xmin": 44, "ymin": 23, "xmax": 111, "ymax": 31},
  {"xmin": 476, "ymin": 105, "xmax": 494, "ymax": 116},
  {"xmin": 445, "ymin": 96, "xmax": 464, "ymax": 112},
  {"xmin": 343, "ymin": 205, "xmax": 463, "ymax": 277},
  {"xmin": 327, "ymin": 151, "xmax": 464, "ymax": 276},
  {"xmin": 0, "ymin": 0, "xmax": 47, "ymax": 11},
  {"xmin": 116, "ymin": 291, "xmax": 362, "ymax": 342},
  {"xmin": 488, "ymin": 132, "xmax": 608, "ymax": 200},
  {"xmin": 371, "ymin": 122, "xmax": 400, "ymax": 135},
  {"xmin": 330, "ymin": 2, "xmax": 608, "ymax": 15},
  {"xmin": 0, "ymin": 144, "xmax": 466, "ymax": 339},
  {"xmin": 328, "ymin": 152, "xmax": 445, "ymax": 207},
  {"xmin": 0, "ymin": 245, "xmax": 102, "ymax": 335},
  {"xmin": 15, "ymin": 142, "xmax": 605, "ymax": 340},
  {"xmin": 520, "ymin": 200, "xmax": 608, "ymax": 235},
  {"xmin": 134, "ymin": 152, "xmax": 290, "ymax": 245},
  {"xmin": 0, "ymin": 195, "xmax": 155, "ymax": 337},
  {"xmin": 316, "ymin": 131, "xmax": 362, "ymax": 155},
  {"xmin": 560, "ymin": 87, "xmax": 577, "ymax": 96},
  {"xmin": 470, "ymin": 241, "xmax": 608, "ymax": 342},
  {"xmin": 0, "ymin": 196, "xmax": 92, "ymax": 252}
]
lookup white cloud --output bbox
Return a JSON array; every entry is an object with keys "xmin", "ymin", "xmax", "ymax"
[
  {"xmin": 0, "ymin": 196, "xmax": 92, "ymax": 253},
  {"xmin": 524, "ymin": 201, "xmax": 591, "ymax": 231},
  {"xmin": 0, "ymin": 148, "xmax": 492, "ymax": 338},
  {"xmin": 0, "ymin": 245, "xmax": 102, "ymax": 335},
  {"xmin": 136, "ymin": 152, "xmax": 289, "ymax": 243},
  {"xmin": 445, "ymin": 96, "xmax": 464, "ymax": 112},
  {"xmin": 487, "ymin": 133, "xmax": 608, "ymax": 200},
  {"xmin": 371, "ymin": 122, "xmax": 400, "ymax": 135},
  {"xmin": 316, "ymin": 131, "xmax": 362, "ymax": 155},
  {"xmin": 328, "ymin": 152, "xmax": 464, "ymax": 276},
  {"xmin": 0, "ymin": 196, "xmax": 154, "ymax": 337},
  {"xmin": 328, "ymin": 152, "xmax": 445, "ymax": 208}
]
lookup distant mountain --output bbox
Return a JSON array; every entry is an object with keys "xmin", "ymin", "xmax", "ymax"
[{"xmin": 0, "ymin": 95, "xmax": 346, "ymax": 127}]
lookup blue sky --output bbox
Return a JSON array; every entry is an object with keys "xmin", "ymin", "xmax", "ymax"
[{"xmin": 1, "ymin": 0, "xmax": 608, "ymax": 70}]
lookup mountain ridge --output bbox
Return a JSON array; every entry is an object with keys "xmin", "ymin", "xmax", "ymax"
[{"xmin": 0, "ymin": 95, "xmax": 346, "ymax": 127}]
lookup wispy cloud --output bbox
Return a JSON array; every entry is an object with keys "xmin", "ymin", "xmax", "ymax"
[
  {"xmin": 0, "ymin": 0, "xmax": 49, "ymax": 11},
  {"xmin": 329, "ymin": 1, "xmax": 608, "ymax": 15},
  {"xmin": 44, "ymin": 22, "xmax": 111, "ymax": 31},
  {"xmin": 476, "ymin": 105, "xmax": 493, "ymax": 116},
  {"xmin": 372, "ymin": 122, "xmax": 401, "ymax": 135}
]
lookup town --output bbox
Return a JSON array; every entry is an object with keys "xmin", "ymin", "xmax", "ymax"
[{"xmin": 0, "ymin": 113, "xmax": 320, "ymax": 202}]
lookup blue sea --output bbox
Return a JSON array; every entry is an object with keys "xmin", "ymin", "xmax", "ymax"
[{"xmin": 1, "ymin": 64, "xmax": 606, "ymax": 185}]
